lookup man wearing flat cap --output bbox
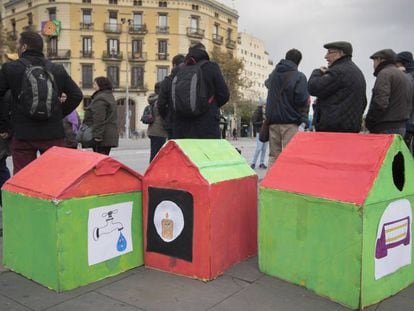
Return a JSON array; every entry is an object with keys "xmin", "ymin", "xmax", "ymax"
[
  {"xmin": 308, "ymin": 41, "xmax": 367, "ymax": 132},
  {"xmin": 365, "ymin": 49, "xmax": 413, "ymax": 136}
]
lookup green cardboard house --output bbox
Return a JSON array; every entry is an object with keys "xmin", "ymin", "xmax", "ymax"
[
  {"xmin": 259, "ymin": 132, "xmax": 414, "ymax": 309},
  {"xmin": 2, "ymin": 147, "xmax": 144, "ymax": 291}
]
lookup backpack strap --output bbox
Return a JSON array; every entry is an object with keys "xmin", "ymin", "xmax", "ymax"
[{"xmin": 18, "ymin": 58, "xmax": 31, "ymax": 67}]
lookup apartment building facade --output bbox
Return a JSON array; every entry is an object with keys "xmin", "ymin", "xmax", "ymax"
[
  {"xmin": 237, "ymin": 32, "xmax": 273, "ymax": 103},
  {"xmin": 0, "ymin": 0, "xmax": 238, "ymax": 135}
]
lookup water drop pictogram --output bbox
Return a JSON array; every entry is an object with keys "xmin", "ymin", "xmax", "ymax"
[{"xmin": 117, "ymin": 232, "xmax": 127, "ymax": 252}]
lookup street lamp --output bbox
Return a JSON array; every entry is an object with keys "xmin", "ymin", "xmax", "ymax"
[{"xmin": 121, "ymin": 18, "xmax": 132, "ymax": 139}]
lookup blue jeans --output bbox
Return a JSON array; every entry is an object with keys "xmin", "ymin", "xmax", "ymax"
[{"xmin": 252, "ymin": 133, "xmax": 268, "ymax": 165}]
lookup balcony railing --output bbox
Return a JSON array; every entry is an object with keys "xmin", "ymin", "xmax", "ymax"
[
  {"xmin": 128, "ymin": 52, "xmax": 147, "ymax": 62},
  {"xmin": 128, "ymin": 24, "xmax": 147, "ymax": 34},
  {"xmin": 104, "ymin": 23, "xmax": 122, "ymax": 34},
  {"xmin": 212, "ymin": 34, "xmax": 223, "ymax": 45},
  {"xmin": 80, "ymin": 50, "xmax": 94, "ymax": 58},
  {"xmin": 226, "ymin": 38, "xmax": 236, "ymax": 49},
  {"xmin": 47, "ymin": 49, "xmax": 71, "ymax": 59},
  {"xmin": 130, "ymin": 83, "xmax": 146, "ymax": 91},
  {"xmin": 102, "ymin": 51, "xmax": 123, "ymax": 61},
  {"xmin": 82, "ymin": 81, "xmax": 94, "ymax": 89},
  {"xmin": 156, "ymin": 53, "xmax": 169, "ymax": 61},
  {"xmin": 186, "ymin": 27, "xmax": 205, "ymax": 39},
  {"xmin": 80, "ymin": 22, "xmax": 94, "ymax": 30},
  {"xmin": 23, "ymin": 25, "xmax": 37, "ymax": 32},
  {"xmin": 156, "ymin": 26, "xmax": 169, "ymax": 34}
]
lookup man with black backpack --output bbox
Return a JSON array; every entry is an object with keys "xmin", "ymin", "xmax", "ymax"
[
  {"xmin": 170, "ymin": 42, "xmax": 229, "ymax": 139},
  {"xmin": 0, "ymin": 31, "xmax": 83, "ymax": 173}
]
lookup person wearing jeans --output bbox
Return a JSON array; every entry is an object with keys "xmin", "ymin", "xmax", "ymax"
[{"xmin": 251, "ymin": 132, "xmax": 268, "ymax": 169}]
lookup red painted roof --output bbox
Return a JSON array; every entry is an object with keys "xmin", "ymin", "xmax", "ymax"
[
  {"xmin": 3, "ymin": 147, "xmax": 142, "ymax": 200},
  {"xmin": 260, "ymin": 132, "xmax": 394, "ymax": 205}
]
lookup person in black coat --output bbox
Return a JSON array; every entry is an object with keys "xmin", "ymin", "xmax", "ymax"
[
  {"xmin": 0, "ymin": 31, "xmax": 83, "ymax": 173},
  {"xmin": 308, "ymin": 41, "xmax": 367, "ymax": 133},
  {"xmin": 171, "ymin": 42, "xmax": 230, "ymax": 139}
]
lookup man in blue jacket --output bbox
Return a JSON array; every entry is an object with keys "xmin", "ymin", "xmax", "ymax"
[{"xmin": 265, "ymin": 49, "xmax": 309, "ymax": 167}]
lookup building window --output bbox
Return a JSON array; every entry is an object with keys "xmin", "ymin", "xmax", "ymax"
[
  {"xmin": 133, "ymin": 0, "xmax": 142, "ymax": 5},
  {"xmin": 82, "ymin": 0, "xmax": 91, "ymax": 3},
  {"xmin": 158, "ymin": 39, "xmax": 168, "ymax": 59},
  {"xmin": 157, "ymin": 66, "xmax": 168, "ymax": 82},
  {"xmin": 48, "ymin": 37, "xmax": 58, "ymax": 55},
  {"xmin": 82, "ymin": 9, "xmax": 92, "ymax": 25},
  {"xmin": 132, "ymin": 39, "xmax": 142, "ymax": 56},
  {"xmin": 82, "ymin": 64, "xmax": 93, "ymax": 88},
  {"xmin": 192, "ymin": 4, "xmax": 199, "ymax": 10},
  {"xmin": 131, "ymin": 66, "xmax": 144, "ymax": 88},
  {"xmin": 82, "ymin": 37, "xmax": 92, "ymax": 57},
  {"xmin": 227, "ymin": 28, "xmax": 232, "ymax": 40},
  {"xmin": 48, "ymin": 7, "xmax": 56, "ymax": 20},
  {"xmin": 228, "ymin": 18, "xmax": 232, "ymax": 24},
  {"xmin": 214, "ymin": 12, "xmax": 219, "ymax": 18},
  {"xmin": 107, "ymin": 66, "xmax": 119, "ymax": 88},
  {"xmin": 27, "ymin": 13, "xmax": 33, "ymax": 25},
  {"xmin": 159, "ymin": 1, "xmax": 167, "ymax": 7},
  {"xmin": 107, "ymin": 38, "xmax": 120, "ymax": 55},
  {"xmin": 157, "ymin": 13, "xmax": 168, "ymax": 33},
  {"xmin": 49, "ymin": 0, "xmax": 56, "ymax": 3},
  {"xmin": 133, "ymin": 12, "xmax": 142, "ymax": 26},
  {"xmin": 109, "ymin": 0, "xmax": 117, "ymax": 4},
  {"xmin": 213, "ymin": 23, "xmax": 219, "ymax": 35},
  {"xmin": 190, "ymin": 16, "xmax": 199, "ymax": 31},
  {"xmin": 108, "ymin": 11, "xmax": 118, "ymax": 32},
  {"xmin": 28, "ymin": 2, "xmax": 32, "ymax": 7}
]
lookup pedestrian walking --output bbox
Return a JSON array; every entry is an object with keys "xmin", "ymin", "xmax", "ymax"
[
  {"xmin": 308, "ymin": 41, "xmax": 367, "ymax": 133},
  {"xmin": 82, "ymin": 76, "xmax": 119, "ymax": 155},
  {"xmin": 250, "ymin": 103, "xmax": 268, "ymax": 169}
]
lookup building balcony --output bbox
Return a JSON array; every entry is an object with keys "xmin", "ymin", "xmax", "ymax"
[
  {"xmin": 226, "ymin": 38, "xmax": 236, "ymax": 49},
  {"xmin": 212, "ymin": 34, "xmax": 223, "ymax": 45},
  {"xmin": 186, "ymin": 27, "xmax": 205, "ymax": 39},
  {"xmin": 128, "ymin": 24, "xmax": 147, "ymax": 34},
  {"xmin": 156, "ymin": 26, "xmax": 169, "ymax": 34},
  {"xmin": 156, "ymin": 53, "xmax": 169, "ymax": 61},
  {"xmin": 129, "ymin": 83, "xmax": 147, "ymax": 92},
  {"xmin": 80, "ymin": 22, "xmax": 94, "ymax": 30},
  {"xmin": 80, "ymin": 50, "xmax": 94, "ymax": 58},
  {"xmin": 104, "ymin": 23, "xmax": 122, "ymax": 34},
  {"xmin": 47, "ymin": 49, "xmax": 71, "ymax": 60},
  {"xmin": 23, "ymin": 24, "xmax": 37, "ymax": 32},
  {"xmin": 7, "ymin": 31, "xmax": 18, "ymax": 41},
  {"xmin": 128, "ymin": 52, "xmax": 147, "ymax": 62},
  {"xmin": 102, "ymin": 51, "xmax": 123, "ymax": 61}
]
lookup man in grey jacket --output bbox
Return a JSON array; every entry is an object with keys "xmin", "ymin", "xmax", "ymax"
[{"xmin": 366, "ymin": 49, "xmax": 413, "ymax": 136}]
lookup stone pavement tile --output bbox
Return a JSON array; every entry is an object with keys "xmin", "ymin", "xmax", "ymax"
[
  {"xmin": 209, "ymin": 275, "xmax": 362, "ymax": 311},
  {"xmin": 224, "ymin": 256, "xmax": 263, "ymax": 283},
  {"xmin": 97, "ymin": 268, "xmax": 249, "ymax": 311},
  {"xmin": 398, "ymin": 283, "xmax": 414, "ymax": 299},
  {"xmin": 0, "ymin": 267, "xmax": 142, "ymax": 311},
  {"xmin": 376, "ymin": 294, "xmax": 414, "ymax": 311},
  {"xmin": 0, "ymin": 237, "xmax": 8, "ymax": 273},
  {"xmin": 45, "ymin": 292, "xmax": 143, "ymax": 311},
  {"xmin": 0, "ymin": 293, "xmax": 31, "ymax": 311}
]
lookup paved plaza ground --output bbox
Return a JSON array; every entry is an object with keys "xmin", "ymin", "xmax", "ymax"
[{"xmin": 0, "ymin": 138, "xmax": 413, "ymax": 311}]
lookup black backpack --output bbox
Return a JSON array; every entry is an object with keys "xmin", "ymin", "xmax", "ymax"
[
  {"xmin": 17, "ymin": 58, "xmax": 59, "ymax": 120},
  {"xmin": 171, "ymin": 60, "xmax": 210, "ymax": 117},
  {"xmin": 141, "ymin": 104, "xmax": 154, "ymax": 124}
]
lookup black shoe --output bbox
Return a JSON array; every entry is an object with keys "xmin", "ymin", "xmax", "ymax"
[
  {"xmin": 250, "ymin": 164, "xmax": 255, "ymax": 169},
  {"xmin": 259, "ymin": 164, "xmax": 267, "ymax": 169}
]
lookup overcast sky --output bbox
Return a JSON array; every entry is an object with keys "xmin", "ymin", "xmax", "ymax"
[{"xmin": 219, "ymin": 0, "xmax": 414, "ymax": 94}]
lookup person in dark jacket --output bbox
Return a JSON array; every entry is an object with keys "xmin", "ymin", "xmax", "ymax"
[
  {"xmin": 0, "ymin": 31, "xmax": 83, "ymax": 173},
  {"xmin": 250, "ymin": 103, "xmax": 268, "ymax": 169},
  {"xmin": 158, "ymin": 54, "xmax": 185, "ymax": 139},
  {"xmin": 172, "ymin": 42, "xmax": 230, "ymax": 139},
  {"xmin": 308, "ymin": 41, "xmax": 367, "ymax": 133},
  {"xmin": 265, "ymin": 49, "xmax": 309, "ymax": 166},
  {"xmin": 82, "ymin": 77, "xmax": 119, "ymax": 155},
  {"xmin": 366, "ymin": 49, "xmax": 413, "ymax": 136}
]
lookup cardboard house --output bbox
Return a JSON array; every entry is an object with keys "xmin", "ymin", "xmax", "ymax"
[
  {"xmin": 259, "ymin": 132, "xmax": 414, "ymax": 310},
  {"xmin": 2, "ymin": 147, "xmax": 144, "ymax": 291},
  {"xmin": 143, "ymin": 139, "xmax": 257, "ymax": 281}
]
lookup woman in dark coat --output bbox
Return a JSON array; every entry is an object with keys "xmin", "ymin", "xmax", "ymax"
[{"xmin": 83, "ymin": 77, "xmax": 119, "ymax": 155}]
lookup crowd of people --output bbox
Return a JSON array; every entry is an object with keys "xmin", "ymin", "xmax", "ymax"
[{"xmin": 0, "ymin": 32, "xmax": 413, "ymax": 197}]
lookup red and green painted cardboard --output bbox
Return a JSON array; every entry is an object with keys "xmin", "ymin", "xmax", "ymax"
[
  {"xmin": 143, "ymin": 139, "xmax": 257, "ymax": 280},
  {"xmin": 259, "ymin": 133, "xmax": 414, "ymax": 310},
  {"xmin": 2, "ymin": 147, "xmax": 144, "ymax": 291}
]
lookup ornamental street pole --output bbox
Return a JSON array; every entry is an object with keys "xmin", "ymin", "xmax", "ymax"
[{"xmin": 122, "ymin": 18, "xmax": 131, "ymax": 139}]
